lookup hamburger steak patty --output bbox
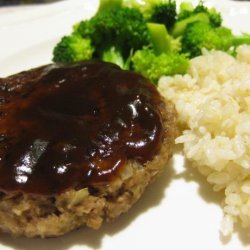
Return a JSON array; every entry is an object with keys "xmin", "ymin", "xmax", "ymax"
[{"xmin": 0, "ymin": 61, "xmax": 177, "ymax": 237}]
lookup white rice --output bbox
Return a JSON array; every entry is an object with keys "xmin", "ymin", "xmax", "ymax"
[{"xmin": 158, "ymin": 46, "xmax": 250, "ymax": 236}]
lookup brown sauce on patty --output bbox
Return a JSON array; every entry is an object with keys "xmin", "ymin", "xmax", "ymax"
[{"xmin": 0, "ymin": 61, "xmax": 164, "ymax": 195}]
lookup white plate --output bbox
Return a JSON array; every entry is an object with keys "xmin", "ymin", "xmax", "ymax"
[{"xmin": 1, "ymin": 1, "xmax": 250, "ymax": 249}]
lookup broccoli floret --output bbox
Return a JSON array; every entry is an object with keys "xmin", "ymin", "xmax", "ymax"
[
  {"xmin": 182, "ymin": 22, "xmax": 232, "ymax": 57},
  {"xmin": 53, "ymin": 34, "xmax": 94, "ymax": 63},
  {"xmin": 122, "ymin": 0, "xmax": 175, "ymax": 21},
  {"xmin": 149, "ymin": 1, "xmax": 177, "ymax": 30},
  {"xmin": 171, "ymin": 1, "xmax": 222, "ymax": 37},
  {"xmin": 177, "ymin": 1, "xmax": 222, "ymax": 26},
  {"xmin": 109, "ymin": 0, "xmax": 177, "ymax": 30},
  {"xmin": 182, "ymin": 22, "xmax": 250, "ymax": 58},
  {"xmin": 131, "ymin": 48, "xmax": 189, "ymax": 83},
  {"xmin": 177, "ymin": 2, "xmax": 194, "ymax": 20},
  {"xmin": 53, "ymin": 5, "xmax": 151, "ymax": 69},
  {"xmin": 147, "ymin": 22, "xmax": 181, "ymax": 54},
  {"xmin": 196, "ymin": 6, "xmax": 222, "ymax": 27},
  {"xmin": 76, "ymin": 7, "xmax": 150, "ymax": 68},
  {"xmin": 172, "ymin": 12, "xmax": 210, "ymax": 37},
  {"xmin": 121, "ymin": 0, "xmax": 157, "ymax": 20}
]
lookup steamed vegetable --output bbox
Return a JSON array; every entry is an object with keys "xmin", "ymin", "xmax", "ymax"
[
  {"xmin": 53, "ymin": 34, "xmax": 94, "ymax": 63},
  {"xmin": 171, "ymin": 1, "xmax": 222, "ymax": 37},
  {"xmin": 132, "ymin": 48, "xmax": 189, "ymax": 83},
  {"xmin": 182, "ymin": 22, "xmax": 250, "ymax": 57},
  {"xmin": 147, "ymin": 0, "xmax": 177, "ymax": 29},
  {"xmin": 147, "ymin": 22, "xmax": 181, "ymax": 53},
  {"xmin": 177, "ymin": 1, "xmax": 222, "ymax": 26},
  {"xmin": 54, "ymin": 7, "xmax": 150, "ymax": 69},
  {"xmin": 52, "ymin": 0, "xmax": 250, "ymax": 84}
]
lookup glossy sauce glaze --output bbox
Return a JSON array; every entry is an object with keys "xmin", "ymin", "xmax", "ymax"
[{"xmin": 0, "ymin": 61, "xmax": 164, "ymax": 195}]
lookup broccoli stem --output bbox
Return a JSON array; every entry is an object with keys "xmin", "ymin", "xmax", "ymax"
[
  {"xmin": 101, "ymin": 46, "xmax": 125, "ymax": 69},
  {"xmin": 98, "ymin": 0, "xmax": 122, "ymax": 13},
  {"xmin": 171, "ymin": 12, "xmax": 210, "ymax": 37},
  {"xmin": 147, "ymin": 22, "xmax": 180, "ymax": 54},
  {"xmin": 232, "ymin": 35, "xmax": 250, "ymax": 46},
  {"xmin": 179, "ymin": 2, "xmax": 194, "ymax": 12},
  {"xmin": 147, "ymin": 23, "xmax": 170, "ymax": 54}
]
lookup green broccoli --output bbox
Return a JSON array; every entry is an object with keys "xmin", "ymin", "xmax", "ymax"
[
  {"xmin": 120, "ymin": 0, "xmax": 175, "ymax": 23},
  {"xmin": 171, "ymin": 12, "xmax": 210, "ymax": 37},
  {"xmin": 149, "ymin": 0, "xmax": 177, "ymax": 30},
  {"xmin": 178, "ymin": 2, "xmax": 222, "ymax": 27},
  {"xmin": 101, "ymin": 46, "xmax": 128, "ymax": 69},
  {"xmin": 181, "ymin": 22, "xmax": 250, "ymax": 58},
  {"xmin": 177, "ymin": 2, "xmax": 194, "ymax": 20},
  {"xmin": 53, "ymin": 33, "xmax": 94, "ymax": 63},
  {"xmin": 100, "ymin": 0, "xmax": 177, "ymax": 30},
  {"xmin": 75, "ymin": 7, "xmax": 151, "ymax": 68},
  {"xmin": 171, "ymin": 1, "xmax": 222, "ymax": 37},
  {"xmin": 147, "ymin": 22, "xmax": 181, "ymax": 54},
  {"xmin": 98, "ymin": 0, "xmax": 122, "ymax": 13},
  {"xmin": 131, "ymin": 48, "xmax": 189, "ymax": 83},
  {"xmin": 134, "ymin": 21, "xmax": 186, "ymax": 84},
  {"xmin": 195, "ymin": 5, "xmax": 222, "ymax": 27},
  {"xmin": 121, "ymin": 0, "xmax": 159, "ymax": 20}
]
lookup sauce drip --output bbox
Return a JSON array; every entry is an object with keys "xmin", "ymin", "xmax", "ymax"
[{"xmin": 0, "ymin": 61, "xmax": 164, "ymax": 195}]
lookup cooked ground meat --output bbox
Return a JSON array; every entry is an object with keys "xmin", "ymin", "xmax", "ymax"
[{"xmin": 0, "ymin": 61, "xmax": 177, "ymax": 237}]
